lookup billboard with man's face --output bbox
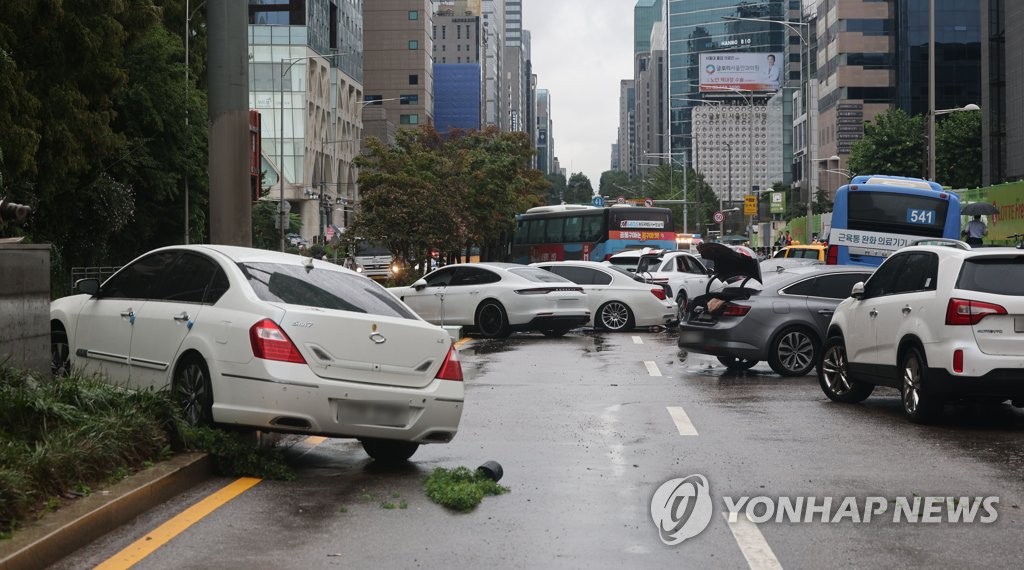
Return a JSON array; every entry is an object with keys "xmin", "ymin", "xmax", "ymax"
[{"xmin": 699, "ymin": 52, "xmax": 784, "ymax": 93}]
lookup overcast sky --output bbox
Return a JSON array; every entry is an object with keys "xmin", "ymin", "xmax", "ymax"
[{"xmin": 522, "ymin": 0, "xmax": 635, "ymax": 187}]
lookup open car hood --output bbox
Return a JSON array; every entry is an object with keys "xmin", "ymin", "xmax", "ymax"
[{"xmin": 696, "ymin": 243, "xmax": 761, "ymax": 284}]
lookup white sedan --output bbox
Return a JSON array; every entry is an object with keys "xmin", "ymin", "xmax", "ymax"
[
  {"xmin": 532, "ymin": 261, "xmax": 676, "ymax": 332},
  {"xmin": 50, "ymin": 245, "xmax": 464, "ymax": 463},
  {"xmin": 389, "ymin": 263, "xmax": 590, "ymax": 338}
]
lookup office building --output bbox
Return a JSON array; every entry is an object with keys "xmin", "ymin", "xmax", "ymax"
[
  {"xmin": 247, "ymin": 0, "xmax": 365, "ymax": 240},
  {"xmin": 363, "ymin": 0, "xmax": 435, "ymax": 133}
]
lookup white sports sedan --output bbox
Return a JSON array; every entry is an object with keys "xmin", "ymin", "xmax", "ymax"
[
  {"xmin": 50, "ymin": 245, "xmax": 464, "ymax": 463},
  {"xmin": 532, "ymin": 261, "xmax": 676, "ymax": 332},
  {"xmin": 389, "ymin": 263, "xmax": 590, "ymax": 338}
]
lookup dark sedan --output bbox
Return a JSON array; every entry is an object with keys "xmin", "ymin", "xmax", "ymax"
[{"xmin": 679, "ymin": 258, "xmax": 874, "ymax": 376}]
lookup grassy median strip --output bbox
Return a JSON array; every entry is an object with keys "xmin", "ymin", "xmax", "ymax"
[
  {"xmin": 0, "ymin": 365, "xmax": 293, "ymax": 539},
  {"xmin": 424, "ymin": 466, "xmax": 510, "ymax": 512}
]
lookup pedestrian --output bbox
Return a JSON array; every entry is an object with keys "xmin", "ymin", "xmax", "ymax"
[
  {"xmin": 963, "ymin": 214, "xmax": 987, "ymax": 246},
  {"xmin": 784, "ymin": 230, "xmax": 792, "ymax": 246}
]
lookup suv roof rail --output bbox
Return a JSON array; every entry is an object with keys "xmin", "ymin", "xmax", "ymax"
[{"xmin": 909, "ymin": 238, "xmax": 971, "ymax": 250}]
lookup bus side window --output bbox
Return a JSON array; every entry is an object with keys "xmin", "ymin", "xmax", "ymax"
[
  {"xmin": 527, "ymin": 219, "xmax": 545, "ymax": 244},
  {"xmin": 545, "ymin": 218, "xmax": 565, "ymax": 243},
  {"xmin": 583, "ymin": 216, "xmax": 604, "ymax": 241},
  {"xmin": 564, "ymin": 215, "xmax": 583, "ymax": 242}
]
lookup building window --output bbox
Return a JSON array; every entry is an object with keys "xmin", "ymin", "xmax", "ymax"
[
  {"xmin": 409, "ymin": 74, "xmax": 419, "ymax": 85},
  {"xmin": 457, "ymin": 26, "xmax": 462, "ymax": 40},
  {"xmin": 400, "ymin": 114, "xmax": 420, "ymax": 125},
  {"xmin": 408, "ymin": 10, "xmax": 418, "ymax": 20},
  {"xmin": 401, "ymin": 94, "xmax": 418, "ymax": 105},
  {"xmin": 457, "ymin": 57, "xmax": 461, "ymax": 63},
  {"xmin": 457, "ymin": 44, "xmax": 461, "ymax": 52},
  {"xmin": 442, "ymin": 25, "xmax": 446, "ymax": 39},
  {"xmin": 442, "ymin": 44, "xmax": 446, "ymax": 51},
  {"xmin": 363, "ymin": 95, "xmax": 383, "ymax": 105},
  {"xmin": 409, "ymin": 40, "xmax": 419, "ymax": 50},
  {"xmin": 442, "ymin": 57, "xmax": 447, "ymax": 63}
]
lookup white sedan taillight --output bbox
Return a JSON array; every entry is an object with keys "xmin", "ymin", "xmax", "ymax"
[
  {"xmin": 435, "ymin": 345, "xmax": 463, "ymax": 381},
  {"xmin": 250, "ymin": 318, "xmax": 307, "ymax": 364}
]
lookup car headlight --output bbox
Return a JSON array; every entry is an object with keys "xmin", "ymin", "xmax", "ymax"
[{"xmin": 391, "ymin": 263, "xmax": 402, "ymax": 274}]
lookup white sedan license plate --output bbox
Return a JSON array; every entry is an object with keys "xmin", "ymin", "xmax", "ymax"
[{"xmin": 337, "ymin": 400, "xmax": 409, "ymax": 427}]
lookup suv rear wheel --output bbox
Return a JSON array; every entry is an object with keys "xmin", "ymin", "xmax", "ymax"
[
  {"xmin": 901, "ymin": 347, "xmax": 943, "ymax": 423},
  {"xmin": 819, "ymin": 336, "xmax": 874, "ymax": 403}
]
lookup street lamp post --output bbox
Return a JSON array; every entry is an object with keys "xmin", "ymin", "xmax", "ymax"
[
  {"xmin": 724, "ymin": 15, "xmax": 813, "ymax": 245},
  {"xmin": 184, "ymin": 0, "xmax": 206, "ymax": 244}
]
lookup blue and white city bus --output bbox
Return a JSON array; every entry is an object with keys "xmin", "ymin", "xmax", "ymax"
[
  {"xmin": 511, "ymin": 204, "xmax": 676, "ymax": 264},
  {"xmin": 825, "ymin": 174, "xmax": 962, "ymax": 267}
]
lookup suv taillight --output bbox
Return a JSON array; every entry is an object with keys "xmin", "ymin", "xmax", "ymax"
[
  {"xmin": 826, "ymin": 245, "xmax": 838, "ymax": 265},
  {"xmin": 436, "ymin": 345, "xmax": 464, "ymax": 381},
  {"xmin": 650, "ymin": 287, "xmax": 667, "ymax": 300},
  {"xmin": 945, "ymin": 298, "xmax": 1007, "ymax": 326},
  {"xmin": 250, "ymin": 318, "xmax": 307, "ymax": 363}
]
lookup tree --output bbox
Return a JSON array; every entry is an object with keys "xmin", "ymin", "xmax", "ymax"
[
  {"xmin": 935, "ymin": 110, "xmax": 982, "ymax": 189},
  {"xmin": 543, "ymin": 172, "xmax": 566, "ymax": 205},
  {"xmin": 352, "ymin": 125, "xmax": 546, "ymax": 272},
  {"xmin": 598, "ymin": 170, "xmax": 633, "ymax": 197},
  {"xmin": 847, "ymin": 108, "xmax": 925, "ymax": 179},
  {"xmin": 563, "ymin": 172, "xmax": 594, "ymax": 205}
]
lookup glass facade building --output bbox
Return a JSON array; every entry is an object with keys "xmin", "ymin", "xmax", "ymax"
[
  {"xmin": 634, "ymin": 0, "xmax": 662, "ymax": 54},
  {"xmin": 895, "ymin": 0, "xmax": 981, "ymax": 117},
  {"xmin": 666, "ymin": 0, "xmax": 785, "ymax": 159}
]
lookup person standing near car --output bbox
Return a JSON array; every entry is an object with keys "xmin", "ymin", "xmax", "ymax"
[{"xmin": 963, "ymin": 214, "xmax": 987, "ymax": 246}]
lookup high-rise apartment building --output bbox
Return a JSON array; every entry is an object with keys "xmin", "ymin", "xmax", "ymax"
[
  {"xmin": 633, "ymin": 2, "xmax": 665, "ymax": 178},
  {"xmin": 432, "ymin": 3, "xmax": 483, "ymax": 132},
  {"xmin": 481, "ymin": 0, "xmax": 505, "ymax": 128},
  {"xmin": 618, "ymin": 80, "xmax": 636, "ymax": 176},
  {"xmin": 247, "ymin": 0, "xmax": 364, "ymax": 239}
]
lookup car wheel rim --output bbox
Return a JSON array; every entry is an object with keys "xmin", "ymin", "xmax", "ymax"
[
  {"xmin": 676, "ymin": 296, "xmax": 687, "ymax": 321},
  {"xmin": 177, "ymin": 363, "xmax": 208, "ymax": 426},
  {"xmin": 601, "ymin": 302, "xmax": 628, "ymax": 330},
  {"xmin": 903, "ymin": 356, "xmax": 921, "ymax": 414},
  {"xmin": 779, "ymin": 331, "xmax": 814, "ymax": 373},
  {"xmin": 822, "ymin": 344, "xmax": 850, "ymax": 394}
]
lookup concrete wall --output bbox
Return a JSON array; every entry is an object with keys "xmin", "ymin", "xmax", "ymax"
[{"xmin": 0, "ymin": 243, "xmax": 51, "ymax": 375}]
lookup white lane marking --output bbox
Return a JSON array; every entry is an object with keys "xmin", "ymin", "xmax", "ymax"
[
  {"xmin": 666, "ymin": 406, "xmax": 698, "ymax": 436},
  {"xmin": 723, "ymin": 513, "xmax": 784, "ymax": 570},
  {"xmin": 644, "ymin": 361, "xmax": 662, "ymax": 376},
  {"xmin": 632, "ymin": 336, "xmax": 643, "ymax": 344}
]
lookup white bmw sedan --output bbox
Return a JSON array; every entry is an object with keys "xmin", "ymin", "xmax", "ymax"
[
  {"xmin": 531, "ymin": 261, "xmax": 676, "ymax": 332},
  {"xmin": 50, "ymin": 245, "xmax": 464, "ymax": 463},
  {"xmin": 388, "ymin": 263, "xmax": 590, "ymax": 338}
]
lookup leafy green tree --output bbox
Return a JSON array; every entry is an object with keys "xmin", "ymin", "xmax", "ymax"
[
  {"xmin": 0, "ymin": 0, "xmax": 209, "ymax": 295},
  {"xmin": 543, "ymin": 173, "xmax": 566, "ymax": 205},
  {"xmin": 563, "ymin": 172, "xmax": 594, "ymax": 205},
  {"xmin": 847, "ymin": 108, "xmax": 925, "ymax": 179},
  {"xmin": 935, "ymin": 109, "xmax": 982, "ymax": 189},
  {"xmin": 598, "ymin": 170, "xmax": 633, "ymax": 197},
  {"xmin": 352, "ymin": 125, "xmax": 545, "ymax": 269}
]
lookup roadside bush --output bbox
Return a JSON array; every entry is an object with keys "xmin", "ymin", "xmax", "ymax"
[{"xmin": 0, "ymin": 365, "xmax": 294, "ymax": 539}]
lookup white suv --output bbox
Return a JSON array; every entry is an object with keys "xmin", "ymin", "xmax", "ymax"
[{"xmin": 818, "ymin": 243, "xmax": 1024, "ymax": 423}]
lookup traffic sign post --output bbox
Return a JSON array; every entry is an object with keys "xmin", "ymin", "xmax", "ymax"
[
  {"xmin": 591, "ymin": 195, "xmax": 605, "ymax": 207},
  {"xmin": 643, "ymin": 197, "xmax": 654, "ymax": 207},
  {"xmin": 713, "ymin": 211, "xmax": 725, "ymax": 224}
]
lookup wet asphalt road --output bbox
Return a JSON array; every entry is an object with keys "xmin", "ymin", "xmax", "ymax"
[{"xmin": 54, "ymin": 329, "xmax": 1024, "ymax": 569}]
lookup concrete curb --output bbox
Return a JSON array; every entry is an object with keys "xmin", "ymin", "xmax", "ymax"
[{"xmin": 0, "ymin": 452, "xmax": 212, "ymax": 570}]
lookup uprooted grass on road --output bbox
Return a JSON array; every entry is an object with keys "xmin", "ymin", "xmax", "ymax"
[
  {"xmin": 424, "ymin": 466, "xmax": 510, "ymax": 512},
  {"xmin": 0, "ymin": 365, "xmax": 293, "ymax": 539}
]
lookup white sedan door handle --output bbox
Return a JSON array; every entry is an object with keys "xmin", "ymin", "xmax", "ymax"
[
  {"xmin": 902, "ymin": 305, "xmax": 912, "ymax": 314},
  {"xmin": 869, "ymin": 309, "xmax": 878, "ymax": 318},
  {"xmin": 120, "ymin": 308, "xmax": 135, "ymax": 319},
  {"xmin": 173, "ymin": 312, "xmax": 190, "ymax": 322}
]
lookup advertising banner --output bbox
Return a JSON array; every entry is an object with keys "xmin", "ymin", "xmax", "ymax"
[{"xmin": 699, "ymin": 52, "xmax": 784, "ymax": 93}]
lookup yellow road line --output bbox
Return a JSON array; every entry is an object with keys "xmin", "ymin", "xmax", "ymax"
[{"xmin": 94, "ymin": 477, "xmax": 261, "ymax": 570}]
